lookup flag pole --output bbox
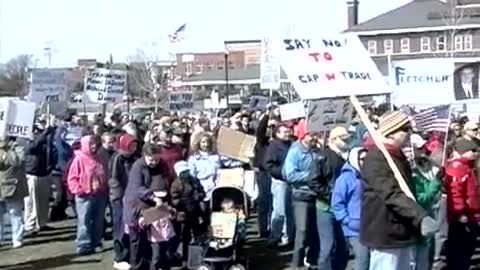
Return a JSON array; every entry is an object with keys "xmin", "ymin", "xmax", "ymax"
[{"xmin": 441, "ymin": 104, "xmax": 453, "ymax": 166}]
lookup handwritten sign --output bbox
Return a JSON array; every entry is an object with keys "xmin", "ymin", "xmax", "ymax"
[
  {"xmin": 29, "ymin": 69, "xmax": 66, "ymax": 103},
  {"xmin": 307, "ymin": 99, "xmax": 353, "ymax": 132},
  {"xmin": 249, "ymin": 96, "xmax": 269, "ymax": 110},
  {"xmin": 0, "ymin": 98, "xmax": 36, "ymax": 139},
  {"xmin": 84, "ymin": 68, "xmax": 127, "ymax": 103},
  {"xmin": 169, "ymin": 91, "xmax": 194, "ymax": 111},
  {"xmin": 279, "ymin": 35, "xmax": 389, "ymax": 99},
  {"xmin": 261, "ymin": 38, "xmax": 281, "ymax": 90},
  {"xmin": 279, "ymin": 101, "xmax": 306, "ymax": 121}
]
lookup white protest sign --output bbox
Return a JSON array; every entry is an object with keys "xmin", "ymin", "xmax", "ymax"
[
  {"xmin": 261, "ymin": 38, "xmax": 281, "ymax": 90},
  {"xmin": 0, "ymin": 99, "xmax": 36, "ymax": 139},
  {"xmin": 279, "ymin": 101, "xmax": 306, "ymax": 121},
  {"xmin": 307, "ymin": 98, "xmax": 353, "ymax": 132},
  {"xmin": 279, "ymin": 35, "xmax": 389, "ymax": 100},
  {"xmin": 249, "ymin": 96, "xmax": 269, "ymax": 110},
  {"xmin": 169, "ymin": 91, "xmax": 194, "ymax": 111},
  {"xmin": 29, "ymin": 69, "xmax": 66, "ymax": 103},
  {"xmin": 84, "ymin": 68, "xmax": 127, "ymax": 103}
]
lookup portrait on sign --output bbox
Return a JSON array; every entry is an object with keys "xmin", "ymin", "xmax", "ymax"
[{"xmin": 453, "ymin": 62, "xmax": 480, "ymax": 101}]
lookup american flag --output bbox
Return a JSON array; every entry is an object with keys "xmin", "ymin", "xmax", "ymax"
[
  {"xmin": 168, "ymin": 23, "xmax": 186, "ymax": 43},
  {"xmin": 413, "ymin": 104, "xmax": 451, "ymax": 133}
]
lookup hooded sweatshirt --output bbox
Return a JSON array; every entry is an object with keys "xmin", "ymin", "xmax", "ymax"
[
  {"xmin": 108, "ymin": 134, "xmax": 138, "ymax": 201},
  {"xmin": 67, "ymin": 136, "xmax": 108, "ymax": 196},
  {"xmin": 331, "ymin": 147, "xmax": 365, "ymax": 237}
]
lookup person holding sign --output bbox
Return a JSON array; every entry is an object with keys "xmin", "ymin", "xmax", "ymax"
[
  {"xmin": 360, "ymin": 111, "xmax": 436, "ymax": 270},
  {"xmin": 67, "ymin": 135, "xmax": 108, "ymax": 256}
]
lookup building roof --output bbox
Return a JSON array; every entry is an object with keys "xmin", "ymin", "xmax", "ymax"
[
  {"xmin": 182, "ymin": 65, "xmax": 288, "ymax": 85},
  {"xmin": 347, "ymin": 0, "xmax": 480, "ymax": 33}
]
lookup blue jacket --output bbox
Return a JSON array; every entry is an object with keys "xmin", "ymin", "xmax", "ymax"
[
  {"xmin": 331, "ymin": 162, "xmax": 362, "ymax": 237},
  {"xmin": 283, "ymin": 141, "xmax": 320, "ymax": 201}
]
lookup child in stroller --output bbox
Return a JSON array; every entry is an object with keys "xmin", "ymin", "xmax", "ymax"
[{"xmin": 191, "ymin": 186, "xmax": 249, "ymax": 270}]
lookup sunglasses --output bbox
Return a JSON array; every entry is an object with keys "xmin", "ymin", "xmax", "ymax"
[{"xmin": 399, "ymin": 125, "xmax": 412, "ymax": 132}]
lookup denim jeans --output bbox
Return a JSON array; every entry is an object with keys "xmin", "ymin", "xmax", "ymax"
[
  {"xmin": 269, "ymin": 178, "xmax": 294, "ymax": 243},
  {"xmin": 446, "ymin": 222, "xmax": 479, "ymax": 270},
  {"xmin": 0, "ymin": 200, "xmax": 24, "ymax": 244},
  {"xmin": 256, "ymin": 170, "xmax": 272, "ymax": 236},
  {"xmin": 316, "ymin": 210, "xmax": 348, "ymax": 270},
  {"xmin": 111, "ymin": 199, "xmax": 129, "ymax": 262},
  {"xmin": 151, "ymin": 241, "xmax": 171, "ymax": 270},
  {"xmin": 369, "ymin": 247, "xmax": 412, "ymax": 270},
  {"xmin": 411, "ymin": 240, "xmax": 433, "ymax": 270},
  {"xmin": 347, "ymin": 237, "xmax": 369, "ymax": 270},
  {"xmin": 75, "ymin": 194, "xmax": 107, "ymax": 253},
  {"xmin": 433, "ymin": 195, "xmax": 447, "ymax": 261},
  {"xmin": 291, "ymin": 200, "xmax": 319, "ymax": 268}
]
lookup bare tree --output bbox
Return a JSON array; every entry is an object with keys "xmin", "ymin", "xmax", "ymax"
[
  {"xmin": 127, "ymin": 49, "xmax": 172, "ymax": 112},
  {"xmin": 0, "ymin": 54, "xmax": 33, "ymax": 97}
]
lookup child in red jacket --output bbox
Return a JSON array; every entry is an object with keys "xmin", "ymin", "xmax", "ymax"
[{"xmin": 444, "ymin": 139, "xmax": 480, "ymax": 270}]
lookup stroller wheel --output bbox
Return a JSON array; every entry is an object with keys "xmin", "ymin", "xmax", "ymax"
[
  {"xmin": 228, "ymin": 264, "xmax": 246, "ymax": 270},
  {"xmin": 197, "ymin": 264, "xmax": 213, "ymax": 270}
]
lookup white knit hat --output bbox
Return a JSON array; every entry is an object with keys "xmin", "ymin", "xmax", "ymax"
[{"xmin": 174, "ymin": 161, "xmax": 189, "ymax": 176}]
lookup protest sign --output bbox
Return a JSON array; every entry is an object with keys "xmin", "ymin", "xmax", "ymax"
[
  {"xmin": 84, "ymin": 68, "xmax": 127, "ymax": 103},
  {"xmin": 29, "ymin": 69, "xmax": 67, "ymax": 103},
  {"xmin": 279, "ymin": 35, "xmax": 389, "ymax": 99},
  {"xmin": 261, "ymin": 38, "xmax": 281, "ymax": 90},
  {"xmin": 169, "ymin": 91, "xmax": 194, "ymax": 111},
  {"xmin": 4, "ymin": 100, "xmax": 36, "ymax": 139},
  {"xmin": 217, "ymin": 127, "xmax": 256, "ymax": 163},
  {"xmin": 307, "ymin": 98, "xmax": 353, "ymax": 132},
  {"xmin": 279, "ymin": 101, "xmax": 306, "ymax": 121},
  {"xmin": 249, "ymin": 96, "xmax": 269, "ymax": 110}
]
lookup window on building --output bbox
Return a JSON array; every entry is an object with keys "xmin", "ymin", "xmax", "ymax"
[
  {"xmin": 185, "ymin": 63, "xmax": 192, "ymax": 75},
  {"xmin": 400, "ymin": 38, "xmax": 410, "ymax": 53},
  {"xmin": 206, "ymin": 63, "xmax": 213, "ymax": 70},
  {"xmin": 217, "ymin": 61, "xmax": 224, "ymax": 70},
  {"xmin": 436, "ymin": 36, "xmax": 446, "ymax": 51},
  {"xmin": 420, "ymin": 36, "xmax": 431, "ymax": 52},
  {"xmin": 455, "ymin": 35, "xmax": 464, "ymax": 51},
  {"xmin": 228, "ymin": 61, "xmax": 235, "ymax": 69},
  {"xmin": 384, "ymin": 39, "xmax": 393, "ymax": 54},
  {"xmin": 367, "ymin": 40, "xmax": 377, "ymax": 54},
  {"xmin": 195, "ymin": 64, "xmax": 203, "ymax": 73},
  {"xmin": 464, "ymin": 34, "xmax": 473, "ymax": 50}
]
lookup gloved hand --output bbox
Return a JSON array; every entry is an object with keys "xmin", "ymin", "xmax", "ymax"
[{"xmin": 420, "ymin": 216, "xmax": 438, "ymax": 236}]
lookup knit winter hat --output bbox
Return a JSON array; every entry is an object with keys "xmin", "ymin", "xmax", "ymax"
[
  {"xmin": 378, "ymin": 111, "xmax": 410, "ymax": 137},
  {"xmin": 174, "ymin": 161, "xmax": 189, "ymax": 176}
]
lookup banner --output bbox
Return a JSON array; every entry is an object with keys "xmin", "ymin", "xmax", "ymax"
[
  {"xmin": 260, "ymin": 38, "xmax": 281, "ymax": 90},
  {"xmin": 29, "ymin": 69, "xmax": 66, "ymax": 103},
  {"xmin": 169, "ymin": 91, "xmax": 193, "ymax": 111},
  {"xmin": 279, "ymin": 34, "xmax": 389, "ymax": 99},
  {"xmin": 84, "ymin": 68, "xmax": 127, "ymax": 103},
  {"xmin": 391, "ymin": 58, "xmax": 480, "ymax": 105}
]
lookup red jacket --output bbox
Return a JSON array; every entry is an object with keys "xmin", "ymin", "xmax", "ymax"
[{"xmin": 445, "ymin": 157, "xmax": 480, "ymax": 223}]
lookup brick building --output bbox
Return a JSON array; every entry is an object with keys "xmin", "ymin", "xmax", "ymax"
[
  {"xmin": 345, "ymin": 0, "xmax": 480, "ymax": 74},
  {"xmin": 176, "ymin": 51, "xmax": 245, "ymax": 78}
]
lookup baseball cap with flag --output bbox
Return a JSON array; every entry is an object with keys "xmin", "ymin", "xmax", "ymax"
[{"xmin": 378, "ymin": 111, "xmax": 411, "ymax": 137}]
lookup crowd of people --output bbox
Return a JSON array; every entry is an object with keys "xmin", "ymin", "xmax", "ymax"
[{"xmin": 1, "ymin": 103, "xmax": 480, "ymax": 270}]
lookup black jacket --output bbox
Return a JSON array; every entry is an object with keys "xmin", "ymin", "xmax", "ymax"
[
  {"xmin": 264, "ymin": 139, "xmax": 291, "ymax": 181},
  {"xmin": 18, "ymin": 128, "xmax": 55, "ymax": 177},
  {"xmin": 360, "ymin": 146, "xmax": 427, "ymax": 249},
  {"xmin": 253, "ymin": 115, "xmax": 270, "ymax": 171},
  {"xmin": 108, "ymin": 152, "xmax": 137, "ymax": 201},
  {"xmin": 312, "ymin": 147, "xmax": 345, "ymax": 202}
]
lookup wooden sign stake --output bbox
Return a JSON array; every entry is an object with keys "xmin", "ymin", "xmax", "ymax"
[{"xmin": 349, "ymin": 95, "xmax": 416, "ymax": 201}]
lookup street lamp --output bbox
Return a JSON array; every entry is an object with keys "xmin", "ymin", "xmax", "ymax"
[{"xmin": 224, "ymin": 48, "xmax": 229, "ymax": 106}]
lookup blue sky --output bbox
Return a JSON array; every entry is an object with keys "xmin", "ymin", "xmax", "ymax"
[{"xmin": 0, "ymin": 0, "xmax": 411, "ymax": 67}]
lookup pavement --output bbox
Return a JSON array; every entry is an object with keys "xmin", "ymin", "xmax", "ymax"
[{"xmin": 0, "ymin": 217, "xmax": 292, "ymax": 270}]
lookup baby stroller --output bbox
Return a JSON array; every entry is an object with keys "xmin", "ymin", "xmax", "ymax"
[{"xmin": 188, "ymin": 185, "xmax": 249, "ymax": 270}]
